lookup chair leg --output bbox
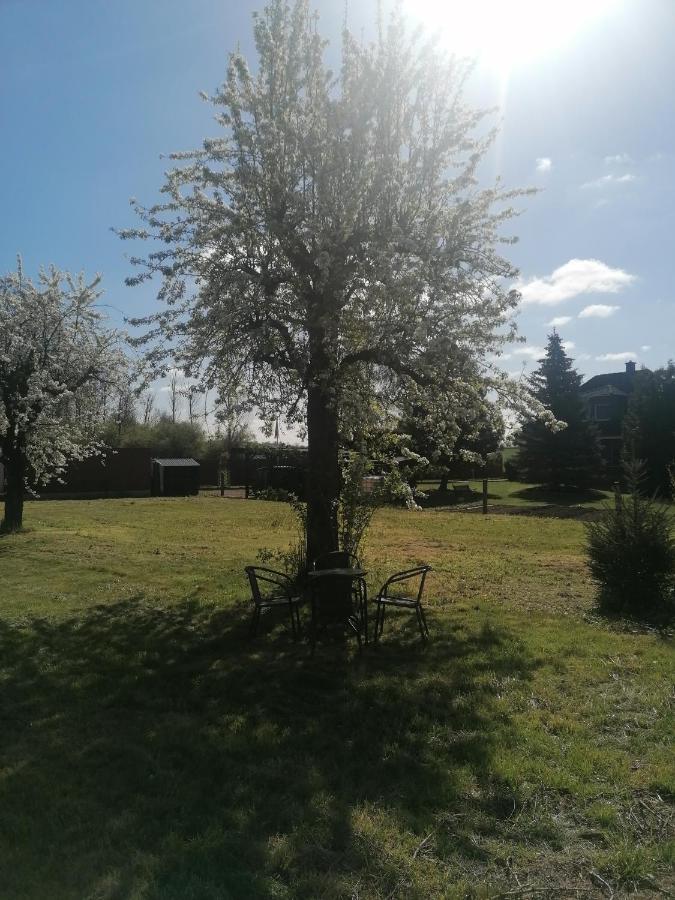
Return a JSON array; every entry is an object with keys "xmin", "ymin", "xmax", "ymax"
[
  {"xmin": 419, "ymin": 603, "xmax": 430, "ymax": 638},
  {"xmin": 249, "ymin": 605, "xmax": 260, "ymax": 639},
  {"xmin": 375, "ymin": 601, "xmax": 386, "ymax": 641},
  {"xmin": 415, "ymin": 603, "xmax": 428, "ymax": 641},
  {"xmin": 310, "ymin": 601, "xmax": 317, "ymax": 655},
  {"xmin": 374, "ymin": 601, "xmax": 381, "ymax": 643},
  {"xmin": 362, "ymin": 586, "xmax": 369, "ymax": 645}
]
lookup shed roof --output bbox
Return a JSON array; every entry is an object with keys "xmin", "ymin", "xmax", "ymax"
[{"xmin": 152, "ymin": 458, "xmax": 200, "ymax": 467}]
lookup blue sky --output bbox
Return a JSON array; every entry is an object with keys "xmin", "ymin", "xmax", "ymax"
[{"xmin": 1, "ymin": 0, "xmax": 674, "ymax": 424}]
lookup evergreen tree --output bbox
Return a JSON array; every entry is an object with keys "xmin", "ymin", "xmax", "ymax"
[
  {"xmin": 518, "ymin": 333, "xmax": 604, "ymax": 489},
  {"xmin": 586, "ymin": 459, "xmax": 674, "ymax": 619}
]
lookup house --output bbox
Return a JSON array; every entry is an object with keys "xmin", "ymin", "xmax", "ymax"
[{"xmin": 580, "ymin": 360, "xmax": 638, "ymax": 468}]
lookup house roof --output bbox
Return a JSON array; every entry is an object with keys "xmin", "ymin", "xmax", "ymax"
[
  {"xmin": 152, "ymin": 458, "xmax": 200, "ymax": 467},
  {"xmin": 580, "ymin": 371, "xmax": 635, "ymax": 394}
]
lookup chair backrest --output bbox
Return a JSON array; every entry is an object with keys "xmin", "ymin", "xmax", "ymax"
[
  {"xmin": 245, "ymin": 566, "xmax": 291, "ymax": 606},
  {"xmin": 313, "ymin": 550, "xmax": 360, "ymax": 570},
  {"xmin": 381, "ymin": 565, "xmax": 431, "ymax": 603}
]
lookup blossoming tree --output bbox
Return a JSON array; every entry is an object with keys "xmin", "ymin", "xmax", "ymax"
[
  {"xmin": 121, "ymin": 1, "xmax": 544, "ymax": 561},
  {"xmin": 0, "ymin": 261, "xmax": 124, "ymax": 532}
]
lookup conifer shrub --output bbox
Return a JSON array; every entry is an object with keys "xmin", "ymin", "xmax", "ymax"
[{"xmin": 585, "ymin": 461, "xmax": 675, "ymax": 619}]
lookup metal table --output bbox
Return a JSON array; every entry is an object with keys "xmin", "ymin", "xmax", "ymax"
[{"xmin": 306, "ymin": 567, "xmax": 368, "ymax": 646}]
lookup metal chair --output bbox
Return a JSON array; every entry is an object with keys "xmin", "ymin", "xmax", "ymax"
[
  {"xmin": 373, "ymin": 565, "xmax": 432, "ymax": 642},
  {"xmin": 244, "ymin": 566, "xmax": 302, "ymax": 639},
  {"xmin": 313, "ymin": 550, "xmax": 361, "ymax": 570}
]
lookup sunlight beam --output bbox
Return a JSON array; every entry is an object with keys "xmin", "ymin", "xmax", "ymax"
[{"xmin": 404, "ymin": 0, "xmax": 619, "ymax": 76}]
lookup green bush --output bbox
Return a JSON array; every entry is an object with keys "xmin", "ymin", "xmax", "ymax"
[
  {"xmin": 585, "ymin": 461, "xmax": 674, "ymax": 619},
  {"xmin": 251, "ymin": 487, "xmax": 294, "ymax": 503},
  {"xmin": 257, "ymin": 493, "xmax": 307, "ymax": 585}
]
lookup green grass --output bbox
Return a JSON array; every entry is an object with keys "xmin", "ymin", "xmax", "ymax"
[{"xmin": 1, "ymin": 497, "xmax": 673, "ymax": 898}]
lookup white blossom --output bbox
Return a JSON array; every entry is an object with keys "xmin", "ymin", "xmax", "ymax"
[
  {"xmin": 119, "ymin": 1, "xmax": 551, "ymax": 553},
  {"xmin": 0, "ymin": 260, "xmax": 127, "ymax": 528}
]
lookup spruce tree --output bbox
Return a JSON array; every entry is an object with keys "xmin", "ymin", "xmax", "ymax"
[
  {"xmin": 518, "ymin": 332, "xmax": 604, "ymax": 489},
  {"xmin": 586, "ymin": 459, "xmax": 674, "ymax": 618}
]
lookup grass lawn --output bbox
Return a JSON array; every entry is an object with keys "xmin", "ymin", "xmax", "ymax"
[{"xmin": 0, "ymin": 496, "xmax": 673, "ymax": 898}]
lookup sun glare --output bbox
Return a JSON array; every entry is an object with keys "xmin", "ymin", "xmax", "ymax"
[{"xmin": 404, "ymin": 0, "xmax": 619, "ymax": 75}]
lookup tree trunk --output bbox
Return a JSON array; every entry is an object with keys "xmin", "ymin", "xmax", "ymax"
[
  {"xmin": 439, "ymin": 471, "xmax": 450, "ymax": 493},
  {"xmin": 1, "ymin": 446, "xmax": 26, "ymax": 532},
  {"xmin": 305, "ymin": 319, "xmax": 341, "ymax": 565},
  {"xmin": 306, "ymin": 380, "xmax": 340, "ymax": 565}
]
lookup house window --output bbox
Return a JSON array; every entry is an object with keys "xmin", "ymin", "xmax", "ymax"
[
  {"xmin": 607, "ymin": 441, "xmax": 622, "ymax": 465},
  {"xmin": 592, "ymin": 401, "xmax": 612, "ymax": 421}
]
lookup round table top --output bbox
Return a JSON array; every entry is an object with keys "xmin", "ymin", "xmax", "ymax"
[{"xmin": 306, "ymin": 567, "xmax": 366, "ymax": 579}]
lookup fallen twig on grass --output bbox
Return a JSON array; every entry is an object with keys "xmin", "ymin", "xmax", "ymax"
[
  {"xmin": 588, "ymin": 869, "xmax": 614, "ymax": 898},
  {"xmin": 411, "ymin": 832, "xmax": 433, "ymax": 859}
]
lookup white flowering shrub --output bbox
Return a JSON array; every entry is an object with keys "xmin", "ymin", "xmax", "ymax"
[
  {"xmin": 120, "ymin": 0, "xmax": 554, "ymax": 559},
  {"xmin": 0, "ymin": 260, "xmax": 126, "ymax": 531}
]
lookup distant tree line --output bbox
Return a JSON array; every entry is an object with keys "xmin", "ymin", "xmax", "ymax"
[{"xmin": 622, "ymin": 362, "xmax": 675, "ymax": 497}]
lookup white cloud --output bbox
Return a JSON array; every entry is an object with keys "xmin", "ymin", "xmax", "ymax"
[
  {"xmin": 641, "ymin": 344, "xmax": 651, "ymax": 351},
  {"xmin": 596, "ymin": 352, "xmax": 637, "ymax": 362},
  {"xmin": 547, "ymin": 315, "xmax": 572, "ymax": 326},
  {"xmin": 492, "ymin": 345, "xmax": 544, "ymax": 363},
  {"xmin": 512, "ymin": 345, "xmax": 545, "ymax": 359},
  {"xmin": 517, "ymin": 259, "xmax": 636, "ymax": 306},
  {"xmin": 604, "ymin": 153, "xmax": 632, "ymax": 165},
  {"xmin": 562, "ymin": 341, "xmax": 575, "ymax": 351},
  {"xmin": 582, "ymin": 173, "xmax": 637, "ymax": 189},
  {"xmin": 578, "ymin": 304, "xmax": 620, "ymax": 319},
  {"xmin": 536, "ymin": 157, "xmax": 552, "ymax": 172}
]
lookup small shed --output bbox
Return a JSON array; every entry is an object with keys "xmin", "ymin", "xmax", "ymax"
[{"xmin": 151, "ymin": 458, "xmax": 200, "ymax": 497}]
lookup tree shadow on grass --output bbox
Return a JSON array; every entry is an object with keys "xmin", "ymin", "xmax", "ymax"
[
  {"xmin": 0, "ymin": 598, "xmax": 539, "ymax": 899},
  {"xmin": 417, "ymin": 489, "xmax": 480, "ymax": 508},
  {"xmin": 511, "ymin": 485, "xmax": 607, "ymax": 505}
]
